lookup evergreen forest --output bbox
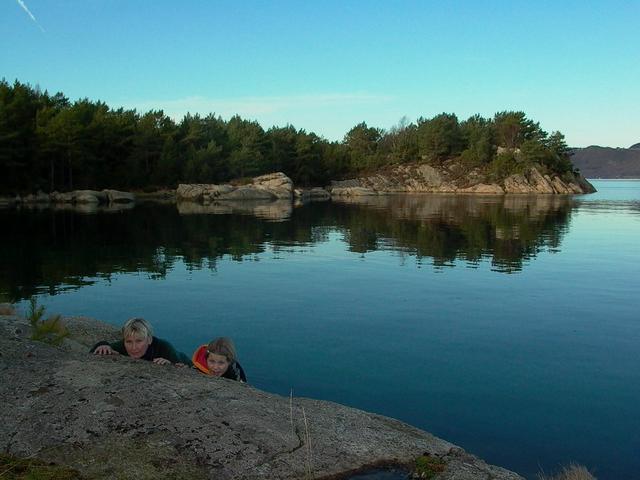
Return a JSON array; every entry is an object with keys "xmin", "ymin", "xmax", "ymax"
[{"xmin": 0, "ymin": 79, "xmax": 576, "ymax": 195}]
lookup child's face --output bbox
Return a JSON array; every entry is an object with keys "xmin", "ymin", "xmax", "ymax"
[
  {"xmin": 124, "ymin": 334, "xmax": 151, "ymax": 358},
  {"xmin": 207, "ymin": 353, "xmax": 230, "ymax": 376}
]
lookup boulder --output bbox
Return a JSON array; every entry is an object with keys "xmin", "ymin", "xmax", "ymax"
[
  {"xmin": 176, "ymin": 184, "xmax": 234, "ymax": 202},
  {"xmin": 177, "ymin": 173, "xmax": 294, "ymax": 203},
  {"xmin": 416, "ymin": 164, "xmax": 445, "ymax": 186},
  {"xmin": 525, "ymin": 169, "xmax": 555, "ymax": 194},
  {"xmin": 35, "ymin": 191, "xmax": 51, "ymax": 203},
  {"xmin": 503, "ymin": 174, "xmax": 531, "ymax": 194},
  {"xmin": 50, "ymin": 191, "xmax": 74, "ymax": 203},
  {"xmin": 252, "ymin": 172, "xmax": 293, "ymax": 199},
  {"xmin": 103, "ymin": 189, "xmax": 136, "ymax": 203},
  {"xmin": 0, "ymin": 314, "xmax": 523, "ymax": 480},
  {"xmin": 220, "ymin": 185, "xmax": 277, "ymax": 200},
  {"xmin": 74, "ymin": 190, "xmax": 108, "ymax": 204}
]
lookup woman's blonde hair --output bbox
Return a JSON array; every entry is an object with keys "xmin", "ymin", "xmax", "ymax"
[
  {"xmin": 207, "ymin": 337, "xmax": 236, "ymax": 363},
  {"xmin": 122, "ymin": 317, "xmax": 153, "ymax": 340}
]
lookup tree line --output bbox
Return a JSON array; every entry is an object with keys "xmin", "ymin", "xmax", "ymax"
[{"xmin": 0, "ymin": 79, "xmax": 575, "ymax": 194}]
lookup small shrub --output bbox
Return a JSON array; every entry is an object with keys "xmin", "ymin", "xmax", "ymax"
[
  {"xmin": 413, "ymin": 454, "xmax": 446, "ymax": 479},
  {"xmin": 27, "ymin": 297, "xmax": 69, "ymax": 346},
  {"xmin": 489, "ymin": 151, "xmax": 525, "ymax": 179},
  {"xmin": 538, "ymin": 463, "xmax": 596, "ymax": 480}
]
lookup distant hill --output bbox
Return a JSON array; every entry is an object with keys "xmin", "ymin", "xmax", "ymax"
[{"xmin": 570, "ymin": 143, "xmax": 640, "ymax": 178}]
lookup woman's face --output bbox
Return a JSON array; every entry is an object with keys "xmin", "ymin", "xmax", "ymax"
[
  {"xmin": 124, "ymin": 334, "xmax": 151, "ymax": 358},
  {"xmin": 207, "ymin": 353, "xmax": 230, "ymax": 376}
]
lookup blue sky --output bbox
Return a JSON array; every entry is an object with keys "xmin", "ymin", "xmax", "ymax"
[{"xmin": 2, "ymin": 0, "xmax": 638, "ymax": 147}]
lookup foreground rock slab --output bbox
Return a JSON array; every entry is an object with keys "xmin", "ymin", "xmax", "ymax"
[{"xmin": 0, "ymin": 315, "xmax": 522, "ymax": 480}]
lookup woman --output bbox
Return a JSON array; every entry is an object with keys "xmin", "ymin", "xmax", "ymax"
[{"xmin": 92, "ymin": 317, "xmax": 191, "ymax": 366}]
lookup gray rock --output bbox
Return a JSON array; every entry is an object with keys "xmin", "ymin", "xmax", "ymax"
[
  {"xmin": 330, "ymin": 162, "xmax": 595, "ymax": 195},
  {"xmin": 103, "ymin": 189, "xmax": 136, "ymax": 203},
  {"xmin": 74, "ymin": 190, "xmax": 108, "ymax": 204},
  {"xmin": 176, "ymin": 184, "xmax": 235, "ymax": 202},
  {"xmin": 50, "ymin": 191, "xmax": 75, "ymax": 203},
  {"xmin": 219, "ymin": 185, "xmax": 277, "ymax": 200},
  {"xmin": 252, "ymin": 172, "xmax": 293, "ymax": 199},
  {"xmin": 177, "ymin": 173, "xmax": 293, "ymax": 203},
  {"xmin": 0, "ymin": 315, "xmax": 522, "ymax": 480}
]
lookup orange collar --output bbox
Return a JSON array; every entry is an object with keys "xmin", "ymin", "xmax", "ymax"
[{"xmin": 192, "ymin": 345, "xmax": 211, "ymax": 374}]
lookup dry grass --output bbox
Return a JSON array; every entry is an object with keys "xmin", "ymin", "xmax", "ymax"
[
  {"xmin": 538, "ymin": 463, "xmax": 596, "ymax": 480},
  {"xmin": 302, "ymin": 406, "xmax": 313, "ymax": 479}
]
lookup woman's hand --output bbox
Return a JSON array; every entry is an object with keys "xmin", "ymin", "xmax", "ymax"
[
  {"xmin": 153, "ymin": 357, "xmax": 171, "ymax": 365},
  {"xmin": 94, "ymin": 345, "xmax": 117, "ymax": 355}
]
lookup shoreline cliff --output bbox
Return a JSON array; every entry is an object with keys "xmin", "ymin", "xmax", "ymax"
[{"xmin": 328, "ymin": 161, "xmax": 595, "ymax": 196}]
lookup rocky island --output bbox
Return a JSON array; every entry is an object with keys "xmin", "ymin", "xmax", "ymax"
[{"xmin": 0, "ymin": 310, "xmax": 523, "ymax": 479}]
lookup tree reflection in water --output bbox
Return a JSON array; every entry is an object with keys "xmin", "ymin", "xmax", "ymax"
[{"xmin": 0, "ymin": 194, "xmax": 574, "ymax": 301}]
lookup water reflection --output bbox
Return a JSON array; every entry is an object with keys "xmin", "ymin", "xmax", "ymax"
[
  {"xmin": 332, "ymin": 194, "xmax": 573, "ymax": 272},
  {"xmin": 177, "ymin": 199, "xmax": 293, "ymax": 222},
  {"xmin": 0, "ymin": 195, "xmax": 575, "ymax": 301}
]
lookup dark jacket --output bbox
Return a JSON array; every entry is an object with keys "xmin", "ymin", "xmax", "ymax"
[{"xmin": 91, "ymin": 336, "xmax": 192, "ymax": 366}]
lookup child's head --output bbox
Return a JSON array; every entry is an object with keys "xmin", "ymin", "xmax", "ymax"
[
  {"xmin": 121, "ymin": 317, "xmax": 153, "ymax": 358},
  {"xmin": 206, "ymin": 337, "xmax": 236, "ymax": 377}
]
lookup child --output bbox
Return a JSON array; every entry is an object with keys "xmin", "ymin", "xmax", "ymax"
[
  {"xmin": 92, "ymin": 317, "xmax": 191, "ymax": 366},
  {"xmin": 192, "ymin": 337, "xmax": 246, "ymax": 382}
]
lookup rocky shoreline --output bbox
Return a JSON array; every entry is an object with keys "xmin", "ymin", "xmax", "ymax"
[
  {"xmin": 329, "ymin": 162, "xmax": 596, "ymax": 196},
  {"xmin": 0, "ymin": 162, "xmax": 596, "ymax": 210},
  {"xmin": 0, "ymin": 312, "xmax": 523, "ymax": 479}
]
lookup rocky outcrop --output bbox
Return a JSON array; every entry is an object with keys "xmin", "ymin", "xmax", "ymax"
[
  {"xmin": 177, "ymin": 172, "xmax": 293, "ymax": 203},
  {"xmin": 0, "ymin": 313, "xmax": 522, "ymax": 480},
  {"xmin": 5, "ymin": 189, "xmax": 136, "ymax": 206},
  {"xmin": 329, "ymin": 162, "xmax": 596, "ymax": 196},
  {"xmin": 253, "ymin": 172, "xmax": 294, "ymax": 199},
  {"xmin": 73, "ymin": 190, "xmax": 108, "ymax": 204},
  {"xmin": 103, "ymin": 189, "xmax": 136, "ymax": 203}
]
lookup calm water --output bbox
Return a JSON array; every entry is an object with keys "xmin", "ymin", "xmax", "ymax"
[{"xmin": 1, "ymin": 180, "xmax": 639, "ymax": 479}]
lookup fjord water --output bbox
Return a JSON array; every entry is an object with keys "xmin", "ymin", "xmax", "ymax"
[{"xmin": 2, "ymin": 180, "xmax": 639, "ymax": 479}]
